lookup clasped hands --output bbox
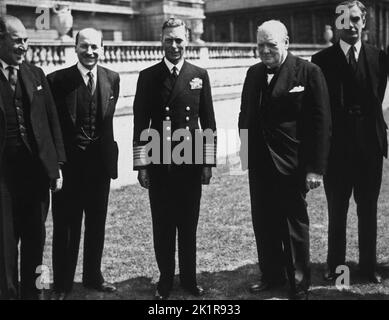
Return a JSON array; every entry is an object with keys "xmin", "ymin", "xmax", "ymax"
[{"xmin": 305, "ymin": 172, "xmax": 323, "ymax": 190}]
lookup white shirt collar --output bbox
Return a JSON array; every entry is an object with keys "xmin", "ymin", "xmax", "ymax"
[
  {"xmin": 164, "ymin": 57, "xmax": 184, "ymax": 74},
  {"xmin": 0, "ymin": 58, "xmax": 20, "ymax": 71},
  {"xmin": 77, "ymin": 62, "xmax": 97, "ymax": 85},
  {"xmin": 339, "ymin": 39, "xmax": 362, "ymax": 60},
  {"xmin": 265, "ymin": 52, "xmax": 288, "ymax": 83},
  {"xmin": 0, "ymin": 58, "xmax": 20, "ymax": 80}
]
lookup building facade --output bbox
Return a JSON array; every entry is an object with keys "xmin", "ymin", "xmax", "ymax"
[
  {"xmin": 204, "ymin": 0, "xmax": 389, "ymax": 49},
  {"xmin": 1, "ymin": 0, "xmax": 206, "ymax": 42}
]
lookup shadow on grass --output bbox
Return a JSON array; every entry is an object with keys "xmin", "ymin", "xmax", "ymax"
[{"xmin": 60, "ymin": 262, "xmax": 389, "ymax": 300}]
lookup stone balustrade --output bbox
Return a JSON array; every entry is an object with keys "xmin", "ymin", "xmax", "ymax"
[{"xmin": 27, "ymin": 40, "xmax": 327, "ymax": 68}]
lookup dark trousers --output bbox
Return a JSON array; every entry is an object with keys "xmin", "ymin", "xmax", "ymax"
[
  {"xmin": 52, "ymin": 143, "xmax": 111, "ymax": 293},
  {"xmin": 148, "ymin": 165, "xmax": 202, "ymax": 295},
  {"xmin": 248, "ymin": 162, "xmax": 310, "ymax": 292},
  {"xmin": 325, "ymin": 125, "xmax": 383, "ymax": 273},
  {"xmin": 0, "ymin": 145, "xmax": 49, "ymax": 300}
]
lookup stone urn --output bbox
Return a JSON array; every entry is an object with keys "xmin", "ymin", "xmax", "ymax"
[
  {"xmin": 52, "ymin": 4, "xmax": 73, "ymax": 41},
  {"xmin": 323, "ymin": 25, "xmax": 333, "ymax": 46},
  {"xmin": 191, "ymin": 19, "xmax": 205, "ymax": 44}
]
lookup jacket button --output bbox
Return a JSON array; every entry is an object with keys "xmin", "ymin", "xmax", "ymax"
[
  {"xmin": 186, "ymin": 126, "xmax": 190, "ymax": 130},
  {"xmin": 186, "ymin": 106, "xmax": 190, "ymax": 111},
  {"xmin": 166, "ymin": 126, "xmax": 171, "ymax": 131},
  {"xmin": 166, "ymin": 136, "xmax": 171, "ymax": 141},
  {"xmin": 185, "ymin": 116, "xmax": 189, "ymax": 121},
  {"xmin": 165, "ymin": 116, "xmax": 171, "ymax": 121},
  {"xmin": 165, "ymin": 106, "xmax": 170, "ymax": 111}
]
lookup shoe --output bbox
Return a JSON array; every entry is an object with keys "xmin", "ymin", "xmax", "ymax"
[
  {"xmin": 154, "ymin": 289, "xmax": 169, "ymax": 300},
  {"xmin": 182, "ymin": 285, "xmax": 205, "ymax": 297},
  {"xmin": 84, "ymin": 281, "xmax": 117, "ymax": 293},
  {"xmin": 249, "ymin": 278, "xmax": 286, "ymax": 294},
  {"xmin": 323, "ymin": 268, "xmax": 337, "ymax": 281},
  {"xmin": 51, "ymin": 291, "xmax": 67, "ymax": 300},
  {"xmin": 360, "ymin": 271, "xmax": 382, "ymax": 284}
]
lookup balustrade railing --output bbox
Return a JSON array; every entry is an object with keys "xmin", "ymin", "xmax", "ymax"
[{"xmin": 27, "ymin": 40, "xmax": 326, "ymax": 67}]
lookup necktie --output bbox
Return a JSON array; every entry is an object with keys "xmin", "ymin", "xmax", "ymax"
[
  {"xmin": 7, "ymin": 66, "xmax": 17, "ymax": 92},
  {"xmin": 266, "ymin": 67, "xmax": 278, "ymax": 75},
  {"xmin": 87, "ymin": 71, "xmax": 95, "ymax": 95},
  {"xmin": 172, "ymin": 66, "xmax": 178, "ymax": 79},
  {"xmin": 348, "ymin": 46, "xmax": 357, "ymax": 73}
]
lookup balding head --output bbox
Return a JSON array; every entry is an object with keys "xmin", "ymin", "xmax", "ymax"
[
  {"xmin": 0, "ymin": 15, "xmax": 28, "ymax": 65},
  {"xmin": 75, "ymin": 28, "xmax": 103, "ymax": 47},
  {"xmin": 256, "ymin": 20, "xmax": 289, "ymax": 68},
  {"xmin": 75, "ymin": 28, "xmax": 103, "ymax": 70},
  {"xmin": 0, "ymin": 15, "xmax": 26, "ymax": 39},
  {"xmin": 257, "ymin": 20, "xmax": 289, "ymax": 43}
]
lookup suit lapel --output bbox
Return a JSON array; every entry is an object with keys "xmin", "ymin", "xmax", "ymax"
[
  {"xmin": 97, "ymin": 66, "xmax": 111, "ymax": 119},
  {"xmin": 271, "ymin": 53, "xmax": 297, "ymax": 98},
  {"xmin": 66, "ymin": 65, "xmax": 83, "ymax": 125},
  {"xmin": 253, "ymin": 64, "xmax": 266, "ymax": 113},
  {"xmin": 166, "ymin": 60, "xmax": 192, "ymax": 106},
  {"xmin": 19, "ymin": 62, "xmax": 36, "ymax": 105},
  {"xmin": 362, "ymin": 44, "xmax": 377, "ymax": 95},
  {"xmin": 160, "ymin": 61, "xmax": 174, "ymax": 92}
]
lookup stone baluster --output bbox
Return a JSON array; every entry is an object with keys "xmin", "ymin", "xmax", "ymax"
[
  {"xmin": 58, "ymin": 47, "xmax": 66, "ymax": 64},
  {"xmin": 32, "ymin": 46, "xmax": 41, "ymax": 65},
  {"xmin": 52, "ymin": 47, "xmax": 60, "ymax": 65},
  {"xmin": 46, "ymin": 47, "xmax": 54, "ymax": 66}
]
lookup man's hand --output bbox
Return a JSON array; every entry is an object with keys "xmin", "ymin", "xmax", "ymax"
[
  {"xmin": 138, "ymin": 169, "xmax": 150, "ymax": 189},
  {"xmin": 201, "ymin": 167, "xmax": 212, "ymax": 185},
  {"xmin": 50, "ymin": 169, "xmax": 63, "ymax": 193},
  {"xmin": 306, "ymin": 172, "xmax": 323, "ymax": 190}
]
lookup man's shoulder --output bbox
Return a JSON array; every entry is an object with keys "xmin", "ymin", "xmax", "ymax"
[
  {"xmin": 21, "ymin": 61, "xmax": 44, "ymax": 76},
  {"xmin": 140, "ymin": 61, "xmax": 164, "ymax": 76},
  {"xmin": 247, "ymin": 61, "xmax": 263, "ymax": 74},
  {"xmin": 293, "ymin": 55, "xmax": 320, "ymax": 71},
  {"xmin": 97, "ymin": 65, "xmax": 119, "ymax": 80},
  {"xmin": 183, "ymin": 60, "xmax": 207, "ymax": 74},
  {"xmin": 311, "ymin": 44, "xmax": 337, "ymax": 63},
  {"xmin": 47, "ymin": 64, "xmax": 76, "ymax": 81}
]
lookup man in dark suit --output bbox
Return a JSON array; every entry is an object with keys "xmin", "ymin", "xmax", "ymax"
[
  {"xmin": 0, "ymin": 15, "xmax": 65, "ymax": 300},
  {"xmin": 239, "ymin": 20, "xmax": 331, "ymax": 299},
  {"xmin": 311, "ymin": 0, "xmax": 387, "ymax": 284},
  {"xmin": 47, "ymin": 28, "xmax": 120, "ymax": 299},
  {"xmin": 133, "ymin": 18, "xmax": 217, "ymax": 300}
]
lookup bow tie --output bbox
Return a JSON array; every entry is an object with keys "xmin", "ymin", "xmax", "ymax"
[{"xmin": 266, "ymin": 67, "xmax": 278, "ymax": 75}]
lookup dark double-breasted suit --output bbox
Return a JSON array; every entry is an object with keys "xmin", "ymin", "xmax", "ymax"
[
  {"xmin": 0, "ymin": 62, "xmax": 65, "ymax": 299},
  {"xmin": 47, "ymin": 64, "xmax": 119, "ymax": 293},
  {"xmin": 133, "ymin": 60, "xmax": 216, "ymax": 295},
  {"xmin": 312, "ymin": 42, "xmax": 387, "ymax": 274},
  {"xmin": 239, "ymin": 53, "xmax": 331, "ymax": 291}
]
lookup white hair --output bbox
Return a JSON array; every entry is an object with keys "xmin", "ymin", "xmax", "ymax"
[{"xmin": 257, "ymin": 20, "xmax": 289, "ymax": 41}]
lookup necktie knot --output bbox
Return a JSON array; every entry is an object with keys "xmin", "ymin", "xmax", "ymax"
[
  {"xmin": 172, "ymin": 66, "xmax": 178, "ymax": 78},
  {"xmin": 7, "ymin": 66, "xmax": 18, "ymax": 91},
  {"xmin": 266, "ymin": 67, "xmax": 278, "ymax": 75}
]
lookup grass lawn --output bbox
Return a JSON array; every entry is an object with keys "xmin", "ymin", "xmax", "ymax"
[{"xmin": 42, "ymin": 118, "xmax": 389, "ymax": 301}]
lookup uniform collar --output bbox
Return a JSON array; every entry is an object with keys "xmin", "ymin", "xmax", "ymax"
[{"xmin": 164, "ymin": 57, "xmax": 184, "ymax": 74}]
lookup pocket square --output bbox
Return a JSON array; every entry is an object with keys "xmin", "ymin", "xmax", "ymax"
[
  {"xmin": 37, "ymin": 85, "xmax": 42, "ymax": 91},
  {"xmin": 190, "ymin": 78, "xmax": 203, "ymax": 90},
  {"xmin": 289, "ymin": 86, "xmax": 305, "ymax": 93}
]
